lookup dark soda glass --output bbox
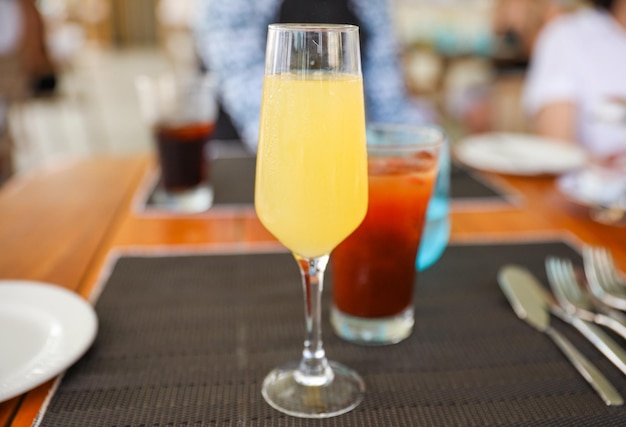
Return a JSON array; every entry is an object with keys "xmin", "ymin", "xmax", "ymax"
[{"xmin": 155, "ymin": 122, "xmax": 215, "ymax": 191}]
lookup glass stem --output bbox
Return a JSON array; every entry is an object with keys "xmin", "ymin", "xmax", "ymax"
[{"xmin": 294, "ymin": 254, "xmax": 334, "ymax": 386}]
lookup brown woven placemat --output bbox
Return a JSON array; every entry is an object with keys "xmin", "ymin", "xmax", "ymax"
[{"xmin": 36, "ymin": 241, "xmax": 626, "ymax": 426}]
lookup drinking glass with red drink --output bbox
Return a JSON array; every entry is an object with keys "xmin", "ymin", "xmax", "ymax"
[
  {"xmin": 136, "ymin": 73, "xmax": 217, "ymax": 212},
  {"xmin": 331, "ymin": 124, "xmax": 444, "ymax": 345}
]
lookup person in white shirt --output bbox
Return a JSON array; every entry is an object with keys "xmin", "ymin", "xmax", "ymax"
[{"xmin": 522, "ymin": 0, "xmax": 626, "ymax": 162}]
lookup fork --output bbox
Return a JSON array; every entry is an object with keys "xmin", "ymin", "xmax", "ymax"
[
  {"xmin": 545, "ymin": 257, "xmax": 626, "ymax": 377},
  {"xmin": 546, "ymin": 256, "xmax": 626, "ymax": 339},
  {"xmin": 583, "ymin": 246, "xmax": 626, "ymax": 311}
]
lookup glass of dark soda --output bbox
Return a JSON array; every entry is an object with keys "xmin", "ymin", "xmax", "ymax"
[{"xmin": 136, "ymin": 73, "xmax": 217, "ymax": 212}]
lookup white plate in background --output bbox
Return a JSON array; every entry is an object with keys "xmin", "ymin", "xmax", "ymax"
[
  {"xmin": 557, "ymin": 167, "xmax": 626, "ymax": 209},
  {"xmin": 0, "ymin": 281, "xmax": 97, "ymax": 402},
  {"xmin": 455, "ymin": 133, "xmax": 588, "ymax": 175}
]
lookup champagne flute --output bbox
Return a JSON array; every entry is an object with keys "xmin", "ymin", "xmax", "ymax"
[{"xmin": 255, "ymin": 24, "xmax": 368, "ymax": 418}]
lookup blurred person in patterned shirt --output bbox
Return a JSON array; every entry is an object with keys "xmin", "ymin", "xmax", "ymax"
[{"xmin": 194, "ymin": 0, "xmax": 435, "ymax": 151}]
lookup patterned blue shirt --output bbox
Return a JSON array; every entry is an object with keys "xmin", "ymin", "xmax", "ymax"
[{"xmin": 194, "ymin": 0, "xmax": 432, "ymax": 151}]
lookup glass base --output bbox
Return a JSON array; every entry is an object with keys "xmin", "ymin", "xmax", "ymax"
[
  {"xmin": 152, "ymin": 183, "xmax": 213, "ymax": 213},
  {"xmin": 262, "ymin": 361, "xmax": 364, "ymax": 418},
  {"xmin": 331, "ymin": 306, "xmax": 414, "ymax": 345}
]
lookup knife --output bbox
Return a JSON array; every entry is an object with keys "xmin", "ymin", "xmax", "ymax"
[
  {"xmin": 501, "ymin": 264, "xmax": 626, "ymax": 373},
  {"xmin": 498, "ymin": 265, "xmax": 623, "ymax": 406}
]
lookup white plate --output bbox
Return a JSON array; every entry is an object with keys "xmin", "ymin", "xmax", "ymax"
[
  {"xmin": 557, "ymin": 167, "xmax": 626, "ymax": 209},
  {"xmin": 455, "ymin": 133, "xmax": 588, "ymax": 175},
  {"xmin": 0, "ymin": 281, "xmax": 98, "ymax": 403}
]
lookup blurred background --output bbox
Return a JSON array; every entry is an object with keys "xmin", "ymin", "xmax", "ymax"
[{"xmin": 0, "ymin": 0, "xmax": 583, "ymax": 181}]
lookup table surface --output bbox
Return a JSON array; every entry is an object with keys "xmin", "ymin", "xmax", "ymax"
[{"xmin": 1, "ymin": 153, "xmax": 625, "ymax": 427}]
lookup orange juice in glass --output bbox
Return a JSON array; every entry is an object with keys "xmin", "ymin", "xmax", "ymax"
[
  {"xmin": 256, "ymin": 73, "xmax": 368, "ymax": 257},
  {"xmin": 331, "ymin": 124, "xmax": 443, "ymax": 345}
]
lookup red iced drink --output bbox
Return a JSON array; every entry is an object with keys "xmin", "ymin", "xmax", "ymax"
[{"xmin": 332, "ymin": 152, "xmax": 438, "ymax": 319}]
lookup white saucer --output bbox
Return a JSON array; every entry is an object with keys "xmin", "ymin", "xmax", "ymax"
[
  {"xmin": 455, "ymin": 133, "xmax": 588, "ymax": 175},
  {"xmin": 0, "ymin": 281, "xmax": 98, "ymax": 403},
  {"xmin": 557, "ymin": 167, "xmax": 626, "ymax": 209}
]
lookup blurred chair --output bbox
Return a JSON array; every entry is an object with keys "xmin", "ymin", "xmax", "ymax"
[{"xmin": 5, "ymin": 0, "xmax": 91, "ymax": 175}]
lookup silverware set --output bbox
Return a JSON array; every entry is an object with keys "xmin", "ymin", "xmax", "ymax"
[{"xmin": 498, "ymin": 245, "xmax": 626, "ymax": 406}]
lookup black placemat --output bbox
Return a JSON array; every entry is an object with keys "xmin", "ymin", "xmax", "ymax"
[
  {"xmin": 36, "ymin": 240, "xmax": 626, "ymax": 426},
  {"xmin": 142, "ymin": 142, "xmax": 509, "ymax": 213},
  {"xmin": 143, "ymin": 141, "xmax": 256, "ymax": 211},
  {"xmin": 450, "ymin": 163, "xmax": 508, "ymax": 202},
  {"xmin": 209, "ymin": 156, "xmax": 256, "ymax": 205}
]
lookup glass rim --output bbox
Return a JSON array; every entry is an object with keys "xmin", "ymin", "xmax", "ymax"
[
  {"xmin": 268, "ymin": 23, "xmax": 359, "ymax": 33},
  {"xmin": 366, "ymin": 123, "xmax": 446, "ymax": 152}
]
